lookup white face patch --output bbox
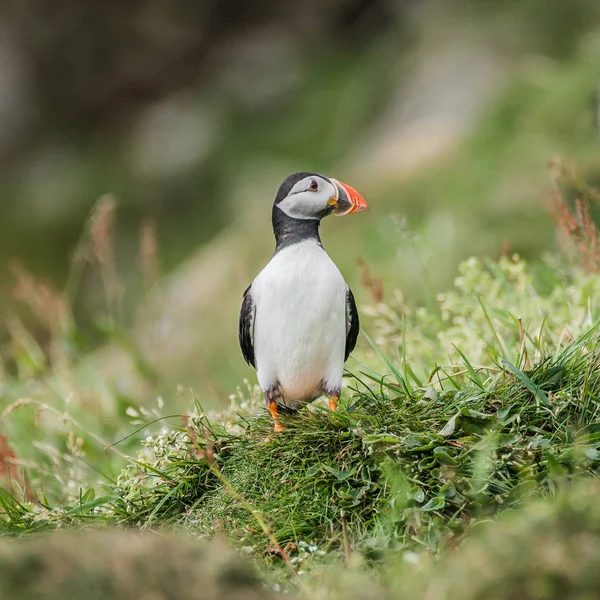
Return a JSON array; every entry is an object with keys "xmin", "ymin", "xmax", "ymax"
[{"xmin": 277, "ymin": 176, "xmax": 337, "ymax": 220}]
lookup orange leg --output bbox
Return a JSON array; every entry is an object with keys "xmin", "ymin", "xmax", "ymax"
[
  {"xmin": 268, "ymin": 401, "xmax": 285, "ymax": 432},
  {"xmin": 328, "ymin": 396, "xmax": 338, "ymax": 412}
]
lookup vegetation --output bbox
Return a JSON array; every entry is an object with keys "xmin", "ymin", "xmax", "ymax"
[
  {"xmin": 404, "ymin": 479, "xmax": 600, "ymax": 600},
  {"xmin": 301, "ymin": 479, "xmax": 600, "ymax": 600},
  {"xmin": 0, "ymin": 530, "xmax": 272, "ymax": 600},
  {"xmin": 2, "ymin": 184, "xmax": 600, "ymax": 596},
  {"xmin": 108, "ymin": 248, "xmax": 600, "ymax": 562},
  {"xmin": 2, "ymin": 22, "xmax": 600, "ymax": 597}
]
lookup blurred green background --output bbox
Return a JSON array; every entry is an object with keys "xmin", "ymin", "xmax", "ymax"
[{"xmin": 0, "ymin": 0, "xmax": 599, "ymax": 407}]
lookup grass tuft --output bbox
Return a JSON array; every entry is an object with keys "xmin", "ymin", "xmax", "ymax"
[
  {"xmin": 111, "ymin": 326, "xmax": 600, "ymax": 562},
  {"xmin": 3, "ymin": 249, "xmax": 600, "ymax": 575}
]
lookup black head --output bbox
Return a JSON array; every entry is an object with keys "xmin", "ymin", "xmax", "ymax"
[
  {"xmin": 274, "ymin": 172, "xmax": 338, "ymax": 220},
  {"xmin": 271, "ymin": 172, "xmax": 368, "ymax": 251}
]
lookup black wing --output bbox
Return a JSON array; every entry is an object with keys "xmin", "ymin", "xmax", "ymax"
[
  {"xmin": 238, "ymin": 285, "xmax": 256, "ymax": 368},
  {"xmin": 345, "ymin": 287, "xmax": 360, "ymax": 361}
]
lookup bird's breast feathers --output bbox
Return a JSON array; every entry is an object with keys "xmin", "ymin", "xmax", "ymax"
[{"xmin": 252, "ymin": 241, "xmax": 347, "ymax": 402}]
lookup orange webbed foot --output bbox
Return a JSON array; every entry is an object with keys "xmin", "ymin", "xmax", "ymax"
[
  {"xmin": 267, "ymin": 401, "xmax": 285, "ymax": 433},
  {"xmin": 328, "ymin": 396, "xmax": 338, "ymax": 412}
]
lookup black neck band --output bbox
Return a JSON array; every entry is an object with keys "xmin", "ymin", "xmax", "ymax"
[{"xmin": 272, "ymin": 206, "xmax": 322, "ymax": 252}]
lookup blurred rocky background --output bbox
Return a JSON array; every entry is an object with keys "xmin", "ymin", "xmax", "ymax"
[{"xmin": 0, "ymin": 0, "xmax": 599, "ymax": 405}]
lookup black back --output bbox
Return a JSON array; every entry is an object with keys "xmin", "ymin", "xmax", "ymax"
[
  {"xmin": 345, "ymin": 287, "xmax": 360, "ymax": 361},
  {"xmin": 238, "ymin": 285, "xmax": 255, "ymax": 367}
]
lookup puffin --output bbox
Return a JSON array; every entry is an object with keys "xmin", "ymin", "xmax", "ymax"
[{"xmin": 238, "ymin": 172, "xmax": 368, "ymax": 432}]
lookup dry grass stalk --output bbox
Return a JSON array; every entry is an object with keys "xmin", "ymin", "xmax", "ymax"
[
  {"xmin": 9, "ymin": 262, "xmax": 73, "ymax": 372},
  {"xmin": 10, "ymin": 261, "xmax": 69, "ymax": 335},
  {"xmin": 0, "ymin": 434, "xmax": 33, "ymax": 501},
  {"xmin": 138, "ymin": 218, "xmax": 160, "ymax": 288},
  {"xmin": 358, "ymin": 257, "xmax": 384, "ymax": 303},
  {"xmin": 89, "ymin": 195, "xmax": 117, "ymax": 267},
  {"xmin": 89, "ymin": 194, "xmax": 123, "ymax": 320},
  {"xmin": 1, "ymin": 398, "xmax": 32, "ymax": 420},
  {"xmin": 518, "ymin": 317, "xmax": 530, "ymax": 370},
  {"xmin": 550, "ymin": 159, "xmax": 600, "ymax": 273},
  {"xmin": 341, "ymin": 509, "xmax": 351, "ymax": 565},
  {"xmin": 176, "ymin": 417, "xmax": 295, "ymax": 573}
]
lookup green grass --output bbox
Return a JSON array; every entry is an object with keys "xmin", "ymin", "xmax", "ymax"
[
  {"xmin": 2, "ymin": 38, "xmax": 600, "ymax": 585},
  {"xmin": 108, "ymin": 326, "xmax": 600, "ymax": 561},
  {"xmin": 2, "ymin": 12, "xmax": 600, "ymax": 599},
  {"xmin": 2, "ymin": 243, "xmax": 600, "ymax": 598},
  {"xmin": 378, "ymin": 477, "xmax": 600, "ymax": 600},
  {"xmin": 2, "ymin": 247, "xmax": 599, "ymax": 573},
  {"xmin": 4, "ymin": 481, "xmax": 600, "ymax": 600}
]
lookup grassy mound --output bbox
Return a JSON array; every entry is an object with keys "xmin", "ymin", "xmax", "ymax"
[
  {"xmin": 0, "ymin": 530, "xmax": 273, "ymax": 600},
  {"xmin": 2, "ymin": 250, "xmax": 600, "ymax": 568},
  {"xmin": 3, "ymin": 455, "xmax": 600, "ymax": 600},
  {"xmin": 103, "ymin": 248, "xmax": 600, "ymax": 561},
  {"xmin": 112, "ymin": 326, "xmax": 600, "ymax": 559},
  {"xmin": 397, "ymin": 479, "xmax": 600, "ymax": 600},
  {"xmin": 303, "ymin": 479, "xmax": 600, "ymax": 600},
  {"xmin": 2, "ymin": 246, "xmax": 600, "ymax": 591}
]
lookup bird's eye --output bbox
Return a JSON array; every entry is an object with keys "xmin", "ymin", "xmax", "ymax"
[{"xmin": 308, "ymin": 179, "xmax": 319, "ymax": 192}]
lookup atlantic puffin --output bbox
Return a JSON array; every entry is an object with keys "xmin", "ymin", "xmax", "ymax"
[{"xmin": 238, "ymin": 172, "xmax": 368, "ymax": 432}]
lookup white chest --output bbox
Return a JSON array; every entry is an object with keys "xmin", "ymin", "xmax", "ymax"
[{"xmin": 251, "ymin": 241, "xmax": 347, "ymax": 402}]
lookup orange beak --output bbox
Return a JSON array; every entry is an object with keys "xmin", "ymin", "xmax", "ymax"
[{"xmin": 331, "ymin": 179, "xmax": 368, "ymax": 216}]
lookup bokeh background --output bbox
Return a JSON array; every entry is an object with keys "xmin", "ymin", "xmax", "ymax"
[{"xmin": 1, "ymin": 0, "xmax": 599, "ymax": 407}]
